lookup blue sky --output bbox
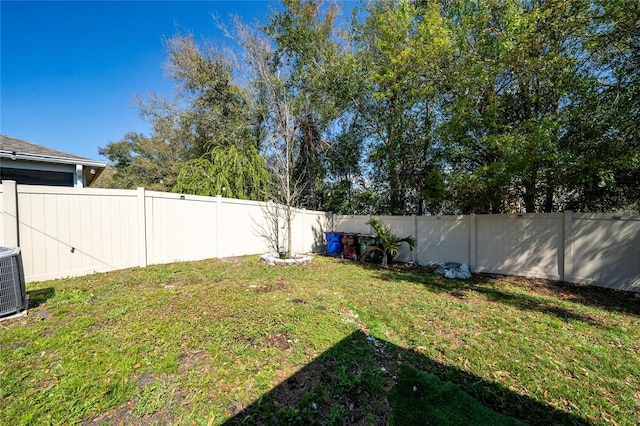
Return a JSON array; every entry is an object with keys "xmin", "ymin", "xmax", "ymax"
[{"xmin": 1, "ymin": 1, "xmax": 280, "ymax": 160}]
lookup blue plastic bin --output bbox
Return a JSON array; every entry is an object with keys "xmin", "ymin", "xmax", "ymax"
[{"xmin": 325, "ymin": 231, "xmax": 343, "ymax": 256}]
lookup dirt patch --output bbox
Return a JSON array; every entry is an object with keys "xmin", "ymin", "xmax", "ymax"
[
  {"xmin": 85, "ymin": 323, "xmax": 104, "ymax": 336},
  {"xmin": 178, "ymin": 348, "xmax": 211, "ymax": 373},
  {"xmin": 237, "ymin": 333, "xmax": 292, "ymax": 351},
  {"xmin": 263, "ymin": 334, "xmax": 292, "ymax": 350},
  {"xmin": 434, "ymin": 329, "xmax": 466, "ymax": 349},
  {"xmin": 482, "ymin": 273, "xmax": 640, "ymax": 315},
  {"xmin": 136, "ymin": 372, "xmax": 156, "ymax": 387},
  {"xmin": 254, "ymin": 279, "xmax": 287, "ymax": 293},
  {"xmin": 84, "ymin": 401, "xmax": 178, "ymax": 426}
]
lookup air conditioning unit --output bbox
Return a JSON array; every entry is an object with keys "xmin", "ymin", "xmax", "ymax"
[{"xmin": 0, "ymin": 247, "xmax": 28, "ymax": 318}]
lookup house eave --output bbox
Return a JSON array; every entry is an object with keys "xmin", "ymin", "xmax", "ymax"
[{"xmin": 0, "ymin": 151, "xmax": 107, "ymax": 168}]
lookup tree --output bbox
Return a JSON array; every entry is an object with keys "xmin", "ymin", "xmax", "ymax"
[
  {"xmin": 365, "ymin": 218, "xmax": 416, "ymax": 268},
  {"xmin": 349, "ymin": 0, "xmax": 452, "ymax": 214},
  {"xmin": 98, "ymin": 131, "xmax": 187, "ymax": 191},
  {"xmin": 173, "ymin": 144, "xmax": 270, "ymax": 199},
  {"xmin": 266, "ymin": 0, "xmax": 344, "ymax": 210},
  {"xmin": 559, "ymin": 0, "xmax": 640, "ymax": 212},
  {"xmin": 441, "ymin": 0, "xmax": 596, "ymax": 213},
  {"xmin": 227, "ymin": 18, "xmax": 304, "ymax": 257},
  {"xmin": 101, "ymin": 31, "xmax": 271, "ymax": 199}
]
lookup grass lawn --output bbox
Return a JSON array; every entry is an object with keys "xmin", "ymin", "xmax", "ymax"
[{"xmin": 1, "ymin": 256, "xmax": 638, "ymax": 425}]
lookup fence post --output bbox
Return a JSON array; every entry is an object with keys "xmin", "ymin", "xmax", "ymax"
[
  {"xmin": 301, "ymin": 208, "xmax": 306, "ymax": 254},
  {"xmin": 562, "ymin": 210, "xmax": 573, "ymax": 282},
  {"xmin": 2, "ymin": 180, "xmax": 19, "ymax": 247},
  {"xmin": 412, "ymin": 214, "xmax": 418, "ymax": 262},
  {"xmin": 215, "ymin": 195, "xmax": 222, "ymax": 258},
  {"xmin": 469, "ymin": 214, "xmax": 476, "ymax": 271},
  {"xmin": 137, "ymin": 187, "xmax": 147, "ymax": 268}
]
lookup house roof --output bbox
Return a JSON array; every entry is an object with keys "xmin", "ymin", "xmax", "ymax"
[
  {"xmin": 0, "ymin": 134, "xmax": 107, "ymax": 168},
  {"xmin": 0, "ymin": 135, "xmax": 107, "ymax": 186}
]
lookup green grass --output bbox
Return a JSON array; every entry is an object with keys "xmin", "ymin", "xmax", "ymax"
[{"xmin": 1, "ymin": 256, "xmax": 638, "ymax": 425}]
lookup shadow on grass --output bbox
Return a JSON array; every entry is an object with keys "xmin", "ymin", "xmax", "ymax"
[
  {"xmin": 225, "ymin": 330, "xmax": 587, "ymax": 425},
  {"xmin": 366, "ymin": 263, "xmax": 639, "ymax": 320},
  {"xmin": 27, "ymin": 287, "xmax": 55, "ymax": 308}
]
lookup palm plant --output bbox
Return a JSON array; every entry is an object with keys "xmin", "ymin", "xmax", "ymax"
[{"xmin": 365, "ymin": 218, "xmax": 416, "ymax": 268}]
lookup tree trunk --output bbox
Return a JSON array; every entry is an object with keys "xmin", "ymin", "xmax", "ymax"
[
  {"xmin": 381, "ymin": 252, "xmax": 389, "ymax": 268},
  {"xmin": 544, "ymin": 183, "xmax": 554, "ymax": 213},
  {"xmin": 523, "ymin": 180, "xmax": 537, "ymax": 213}
]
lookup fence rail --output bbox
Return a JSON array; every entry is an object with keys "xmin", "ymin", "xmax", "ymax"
[{"xmin": 2, "ymin": 181, "xmax": 638, "ymax": 292}]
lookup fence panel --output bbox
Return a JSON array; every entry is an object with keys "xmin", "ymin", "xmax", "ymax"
[
  {"xmin": 145, "ymin": 192, "xmax": 217, "ymax": 265},
  {"xmin": 219, "ymin": 198, "xmax": 270, "ymax": 257},
  {"xmin": 416, "ymin": 216, "xmax": 470, "ymax": 265},
  {"xmin": 333, "ymin": 215, "xmax": 370, "ymax": 234},
  {"xmin": 570, "ymin": 214, "xmax": 640, "ymax": 291},
  {"xmin": 291, "ymin": 209, "xmax": 330, "ymax": 255},
  {"xmin": 475, "ymin": 214, "xmax": 563, "ymax": 280},
  {"xmin": 16, "ymin": 186, "xmax": 140, "ymax": 281},
  {"xmin": 2, "ymin": 182, "xmax": 638, "ymax": 292}
]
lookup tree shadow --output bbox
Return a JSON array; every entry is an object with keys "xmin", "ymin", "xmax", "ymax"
[
  {"xmin": 224, "ymin": 330, "xmax": 588, "ymax": 425},
  {"xmin": 27, "ymin": 287, "xmax": 55, "ymax": 308},
  {"xmin": 366, "ymin": 264, "xmax": 639, "ymax": 319}
]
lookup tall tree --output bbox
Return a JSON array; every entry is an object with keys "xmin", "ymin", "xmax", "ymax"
[
  {"xmin": 230, "ymin": 18, "xmax": 303, "ymax": 256},
  {"xmin": 442, "ymin": 0, "xmax": 595, "ymax": 213},
  {"xmin": 559, "ymin": 0, "xmax": 640, "ymax": 212},
  {"xmin": 350, "ymin": 0, "xmax": 452, "ymax": 214},
  {"xmin": 100, "ymin": 32, "xmax": 270, "ymax": 199},
  {"xmin": 266, "ymin": 0, "xmax": 344, "ymax": 210}
]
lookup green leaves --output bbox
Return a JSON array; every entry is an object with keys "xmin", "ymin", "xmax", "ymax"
[
  {"xmin": 102, "ymin": 0, "xmax": 639, "ymax": 214},
  {"xmin": 173, "ymin": 145, "xmax": 270, "ymax": 200},
  {"xmin": 365, "ymin": 217, "xmax": 416, "ymax": 267}
]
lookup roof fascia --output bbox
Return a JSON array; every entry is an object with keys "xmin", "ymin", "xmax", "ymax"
[{"xmin": 0, "ymin": 151, "xmax": 107, "ymax": 168}]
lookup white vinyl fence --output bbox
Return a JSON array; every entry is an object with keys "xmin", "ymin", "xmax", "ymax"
[
  {"xmin": 1, "ymin": 181, "xmax": 328, "ymax": 282},
  {"xmin": 334, "ymin": 213, "xmax": 640, "ymax": 293},
  {"xmin": 2, "ymin": 181, "xmax": 638, "ymax": 292}
]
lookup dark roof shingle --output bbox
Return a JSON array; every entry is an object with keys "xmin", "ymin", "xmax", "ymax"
[{"xmin": 0, "ymin": 134, "xmax": 104, "ymax": 165}]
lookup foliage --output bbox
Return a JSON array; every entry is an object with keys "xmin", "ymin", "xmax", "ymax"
[
  {"xmin": 349, "ymin": 0, "xmax": 452, "ymax": 214},
  {"xmin": 105, "ymin": 0, "xmax": 639, "ymax": 214},
  {"xmin": 1, "ymin": 257, "xmax": 638, "ymax": 425},
  {"xmin": 173, "ymin": 144, "xmax": 270, "ymax": 200},
  {"xmin": 265, "ymin": 0, "xmax": 347, "ymax": 211},
  {"xmin": 98, "ymin": 131, "xmax": 187, "ymax": 192},
  {"xmin": 100, "ymin": 32, "xmax": 267, "ymax": 199},
  {"xmin": 365, "ymin": 217, "xmax": 416, "ymax": 268}
]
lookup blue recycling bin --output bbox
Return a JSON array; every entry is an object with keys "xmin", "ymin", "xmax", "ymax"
[{"xmin": 325, "ymin": 231, "xmax": 343, "ymax": 256}]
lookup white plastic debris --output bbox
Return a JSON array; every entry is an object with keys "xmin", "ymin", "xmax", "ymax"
[
  {"xmin": 412, "ymin": 386, "xmax": 417, "ymax": 392},
  {"xmin": 431, "ymin": 261, "xmax": 471, "ymax": 280}
]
